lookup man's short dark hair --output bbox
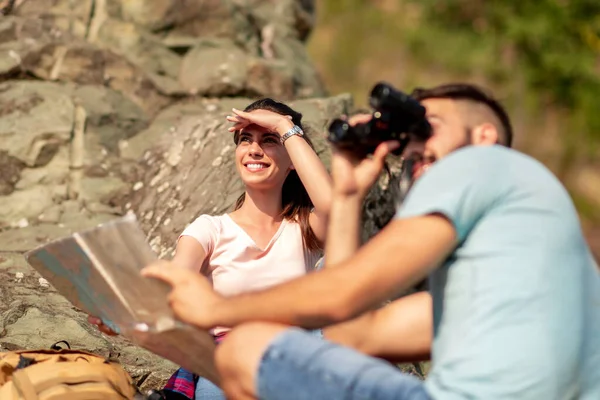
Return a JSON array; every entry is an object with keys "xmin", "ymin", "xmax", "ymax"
[{"xmin": 411, "ymin": 84, "xmax": 513, "ymax": 148}]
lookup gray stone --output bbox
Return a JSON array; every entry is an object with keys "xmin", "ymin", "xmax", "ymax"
[
  {"xmin": 15, "ymin": 146, "xmax": 70, "ymax": 190},
  {"xmin": 22, "ymin": 41, "xmax": 171, "ymax": 115},
  {"xmin": 37, "ymin": 204, "xmax": 63, "ymax": 224},
  {"xmin": 179, "ymin": 38, "xmax": 250, "ymax": 96},
  {"xmin": 0, "ymin": 81, "xmax": 74, "ymax": 166},
  {"xmin": 80, "ymin": 176, "xmax": 129, "ymax": 203},
  {"xmin": 0, "ymin": 16, "xmax": 69, "ymax": 77},
  {"xmin": 0, "ymin": 151, "xmax": 25, "ymax": 196},
  {"xmin": 96, "ymin": 18, "xmax": 184, "ymax": 90},
  {"xmin": 0, "ymin": 225, "xmax": 73, "ymax": 253},
  {"xmin": 70, "ymin": 84, "xmax": 150, "ymax": 154},
  {"xmin": 0, "ymin": 185, "xmax": 55, "ymax": 227},
  {"xmin": 14, "ymin": 0, "xmax": 94, "ymax": 37},
  {"xmin": 117, "ymin": 0, "xmax": 256, "ymax": 47}
]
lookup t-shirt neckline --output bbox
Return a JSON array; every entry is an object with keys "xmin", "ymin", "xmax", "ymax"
[{"xmin": 224, "ymin": 214, "xmax": 288, "ymax": 252}]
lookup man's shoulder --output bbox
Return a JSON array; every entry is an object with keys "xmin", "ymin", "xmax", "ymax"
[
  {"xmin": 428, "ymin": 145, "xmax": 554, "ymax": 188},
  {"xmin": 438, "ymin": 145, "xmax": 527, "ymax": 169},
  {"xmin": 414, "ymin": 145, "xmax": 515, "ymax": 190},
  {"xmin": 400, "ymin": 145, "xmax": 564, "ymax": 217}
]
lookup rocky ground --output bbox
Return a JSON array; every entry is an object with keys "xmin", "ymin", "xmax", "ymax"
[{"xmin": 0, "ymin": 0, "xmax": 411, "ymax": 391}]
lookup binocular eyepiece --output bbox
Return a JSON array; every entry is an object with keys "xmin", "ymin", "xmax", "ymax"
[{"xmin": 327, "ymin": 82, "xmax": 432, "ymax": 158}]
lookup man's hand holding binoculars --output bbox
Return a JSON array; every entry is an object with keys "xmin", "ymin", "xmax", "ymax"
[{"xmin": 330, "ymin": 113, "xmax": 400, "ymax": 201}]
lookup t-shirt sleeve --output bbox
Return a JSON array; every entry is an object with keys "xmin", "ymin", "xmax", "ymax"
[
  {"xmin": 178, "ymin": 215, "xmax": 218, "ymax": 256},
  {"xmin": 395, "ymin": 146, "xmax": 507, "ymax": 242}
]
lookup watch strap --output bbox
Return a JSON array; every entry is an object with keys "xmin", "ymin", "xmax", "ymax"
[{"xmin": 280, "ymin": 125, "xmax": 304, "ymax": 144}]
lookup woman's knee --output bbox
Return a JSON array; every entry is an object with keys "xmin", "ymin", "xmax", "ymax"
[{"xmin": 216, "ymin": 322, "xmax": 290, "ymax": 382}]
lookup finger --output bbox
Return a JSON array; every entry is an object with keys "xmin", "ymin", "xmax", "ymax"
[
  {"xmin": 331, "ymin": 145, "xmax": 362, "ymax": 166},
  {"xmin": 142, "ymin": 261, "xmax": 199, "ymax": 287},
  {"xmin": 372, "ymin": 141, "xmax": 401, "ymax": 163},
  {"xmin": 141, "ymin": 261, "xmax": 181, "ymax": 285},
  {"xmin": 231, "ymin": 108, "xmax": 251, "ymax": 119},
  {"xmin": 228, "ymin": 122, "xmax": 246, "ymax": 132},
  {"xmin": 226, "ymin": 115, "xmax": 247, "ymax": 123},
  {"xmin": 347, "ymin": 113, "xmax": 372, "ymax": 126},
  {"xmin": 141, "ymin": 265, "xmax": 173, "ymax": 284}
]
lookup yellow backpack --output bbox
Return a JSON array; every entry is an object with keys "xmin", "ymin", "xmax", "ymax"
[{"xmin": 0, "ymin": 343, "xmax": 136, "ymax": 400}]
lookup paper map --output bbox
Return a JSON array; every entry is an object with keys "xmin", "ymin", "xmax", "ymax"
[{"xmin": 24, "ymin": 213, "xmax": 219, "ymax": 385}]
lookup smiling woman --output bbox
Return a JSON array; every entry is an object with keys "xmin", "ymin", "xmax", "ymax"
[{"xmin": 159, "ymin": 98, "xmax": 332, "ymax": 399}]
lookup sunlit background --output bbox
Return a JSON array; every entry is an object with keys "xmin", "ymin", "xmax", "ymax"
[{"xmin": 307, "ymin": 0, "xmax": 600, "ymax": 258}]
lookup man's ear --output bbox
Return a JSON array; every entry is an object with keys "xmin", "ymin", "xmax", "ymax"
[{"xmin": 470, "ymin": 123, "xmax": 498, "ymax": 145}]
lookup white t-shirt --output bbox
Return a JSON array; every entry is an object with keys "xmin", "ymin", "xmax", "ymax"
[{"xmin": 180, "ymin": 214, "xmax": 321, "ymax": 298}]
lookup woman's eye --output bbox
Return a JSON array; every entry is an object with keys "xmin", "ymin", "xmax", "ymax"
[
  {"xmin": 263, "ymin": 138, "xmax": 279, "ymax": 144},
  {"xmin": 240, "ymin": 137, "xmax": 251, "ymax": 143}
]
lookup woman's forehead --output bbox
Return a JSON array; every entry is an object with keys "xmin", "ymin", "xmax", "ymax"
[{"xmin": 240, "ymin": 125, "xmax": 276, "ymax": 136}]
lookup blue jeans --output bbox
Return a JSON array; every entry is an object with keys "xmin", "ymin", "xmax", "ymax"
[
  {"xmin": 257, "ymin": 328, "xmax": 430, "ymax": 400},
  {"xmin": 194, "ymin": 378, "xmax": 224, "ymax": 400},
  {"xmin": 194, "ymin": 329, "xmax": 324, "ymax": 399}
]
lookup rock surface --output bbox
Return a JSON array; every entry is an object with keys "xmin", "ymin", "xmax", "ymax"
[{"xmin": 0, "ymin": 0, "xmax": 338, "ymax": 392}]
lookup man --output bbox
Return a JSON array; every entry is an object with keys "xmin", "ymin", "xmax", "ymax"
[{"xmin": 143, "ymin": 84, "xmax": 600, "ymax": 399}]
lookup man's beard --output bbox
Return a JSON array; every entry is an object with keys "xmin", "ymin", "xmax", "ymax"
[{"xmin": 396, "ymin": 127, "xmax": 473, "ymax": 205}]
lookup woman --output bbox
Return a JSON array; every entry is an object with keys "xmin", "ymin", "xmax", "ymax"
[{"xmin": 91, "ymin": 98, "xmax": 331, "ymax": 399}]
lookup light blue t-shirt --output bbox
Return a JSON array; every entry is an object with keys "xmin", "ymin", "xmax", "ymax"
[{"xmin": 396, "ymin": 146, "xmax": 600, "ymax": 400}]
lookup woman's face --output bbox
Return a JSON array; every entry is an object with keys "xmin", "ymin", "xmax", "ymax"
[{"xmin": 235, "ymin": 123, "xmax": 293, "ymax": 190}]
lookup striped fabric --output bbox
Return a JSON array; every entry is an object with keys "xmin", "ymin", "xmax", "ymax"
[{"xmin": 163, "ymin": 332, "xmax": 228, "ymax": 399}]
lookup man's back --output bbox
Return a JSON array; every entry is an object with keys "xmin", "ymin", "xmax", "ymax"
[{"xmin": 397, "ymin": 146, "xmax": 600, "ymax": 399}]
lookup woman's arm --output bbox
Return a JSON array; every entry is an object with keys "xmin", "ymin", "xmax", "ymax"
[
  {"xmin": 282, "ymin": 133, "xmax": 332, "ymax": 242},
  {"xmin": 172, "ymin": 236, "xmax": 208, "ymax": 273}
]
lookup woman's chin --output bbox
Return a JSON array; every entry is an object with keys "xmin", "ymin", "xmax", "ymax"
[{"xmin": 241, "ymin": 176, "xmax": 280, "ymax": 191}]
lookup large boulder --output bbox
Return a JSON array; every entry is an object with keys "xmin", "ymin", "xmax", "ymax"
[
  {"xmin": 178, "ymin": 38, "xmax": 296, "ymax": 99},
  {"xmin": 0, "ymin": 0, "xmax": 356, "ymax": 391}
]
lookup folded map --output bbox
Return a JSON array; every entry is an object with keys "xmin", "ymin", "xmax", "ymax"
[{"xmin": 24, "ymin": 213, "xmax": 219, "ymax": 385}]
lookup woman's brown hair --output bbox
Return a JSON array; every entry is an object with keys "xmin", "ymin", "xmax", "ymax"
[{"xmin": 233, "ymin": 98, "xmax": 321, "ymax": 252}]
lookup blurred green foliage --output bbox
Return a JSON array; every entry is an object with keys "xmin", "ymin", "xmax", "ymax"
[
  {"xmin": 309, "ymin": 0, "xmax": 600, "ymax": 151},
  {"xmin": 413, "ymin": 0, "xmax": 600, "ymax": 147},
  {"xmin": 307, "ymin": 0, "xmax": 600, "ymax": 223}
]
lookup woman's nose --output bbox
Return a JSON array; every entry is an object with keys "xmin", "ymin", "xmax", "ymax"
[{"xmin": 248, "ymin": 142, "xmax": 263, "ymax": 156}]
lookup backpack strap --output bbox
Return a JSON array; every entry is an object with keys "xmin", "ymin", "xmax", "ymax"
[
  {"xmin": 11, "ymin": 369, "xmax": 38, "ymax": 400},
  {"xmin": 49, "ymin": 341, "xmax": 71, "ymax": 351}
]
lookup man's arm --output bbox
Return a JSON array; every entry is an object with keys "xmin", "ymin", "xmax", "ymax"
[
  {"xmin": 324, "ymin": 291, "xmax": 432, "ymax": 363},
  {"xmin": 212, "ymin": 215, "xmax": 453, "ymax": 328},
  {"xmin": 323, "ymin": 194, "xmax": 363, "ymax": 265},
  {"xmin": 144, "ymin": 214, "xmax": 455, "ymax": 330},
  {"xmin": 324, "ymin": 124, "xmax": 394, "ymax": 266}
]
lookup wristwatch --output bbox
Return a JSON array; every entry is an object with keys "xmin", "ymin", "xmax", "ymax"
[{"xmin": 280, "ymin": 125, "xmax": 304, "ymax": 144}]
